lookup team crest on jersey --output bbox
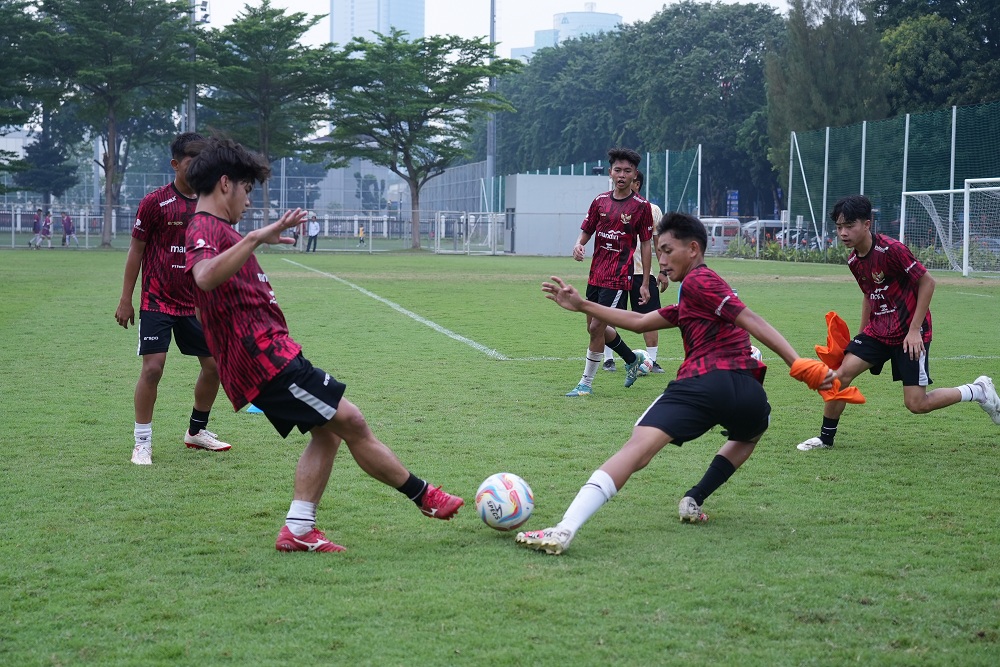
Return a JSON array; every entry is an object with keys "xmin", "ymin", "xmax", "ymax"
[
  {"xmin": 620, "ymin": 213, "xmax": 632, "ymax": 225},
  {"xmin": 871, "ymin": 270, "xmax": 885, "ymax": 284}
]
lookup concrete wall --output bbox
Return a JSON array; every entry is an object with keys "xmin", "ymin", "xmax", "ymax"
[{"xmin": 504, "ymin": 174, "xmax": 609, "ymax": 256}]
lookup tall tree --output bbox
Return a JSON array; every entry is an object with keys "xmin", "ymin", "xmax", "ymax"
[
  {"xmin": 36, "ymin": 0, "xmax": 193, "ymax": 246},
  {"xmin": 323, "ymin": 29, "xmax": 521, "ymax": 248},
  {"xmin": 13, "ymin": 109, "xmax": 79, "ymax": 209},
  {"xmin": 199, "ymin": 0, "xmax": 337, "ymax": 217},
  {"xmin": 0, "ymin": 0, "xmax": 38, "ymax": 192},
  {"xmin": 766, "ymin": 0, "xmax": 889, "ymax": 187}
]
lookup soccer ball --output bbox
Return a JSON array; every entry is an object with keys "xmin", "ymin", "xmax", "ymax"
[
  {"xmin": 633, "ymin": 349, "xmax": 654, "ymax": 376},
  {"xmin": 749, "ymin": 345, "xmax": 763, "ymax": 361},
  {"xmin": 475, "ymin": 473, "xmax": 534, "ymax": 531}
]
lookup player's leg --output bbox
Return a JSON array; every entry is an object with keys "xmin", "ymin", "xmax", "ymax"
[
  {"xmin": 132, "ymin": 350, "xmax": 166, "ymax": 465},
  {"xmin": 174, "ymin": 316, "xmax": 230, "ymax": 451},
  {"xmin": 636, "ymin": 275, "xmax": 663, "ymax": 372},
  {"xmin": 679, "ymin": 438, "xmax": 757, "ymax": 523},
  {"xmin": 896, "ymin": 345, "xmax": 998, "ymax": 421},
  {"xmin": 276, "ymin": 425, "xmax": 346, "ymax": 552},
  {"xmin": 566, "ymin": 286, "xmax": 606, "ymax": 396},
  {"xmin": 797, "ymin": 350, "xmax": 873, "ymax": 451}
]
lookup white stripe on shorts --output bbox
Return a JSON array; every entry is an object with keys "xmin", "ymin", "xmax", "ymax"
[
  {"xmin": 289, "ymin": 383, "xmax": 337, "ymax": 420},
  {"xmin": 610, "ymin": 290, "xmax": 625, "ymax": 308},
  {"xmin": 918, "ymin": 350, "xmax": 929, "ymax": 387}
]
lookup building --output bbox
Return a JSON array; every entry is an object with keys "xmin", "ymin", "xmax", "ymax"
[
  {"xmin": 511, "ymin": 3, "xmax": 621, "ymax": 61},
  {"xmin": 330, "ymin": 0, "xmax": 424, "ymax": 46}
]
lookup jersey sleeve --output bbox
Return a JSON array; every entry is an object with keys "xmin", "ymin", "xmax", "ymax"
[
  {"xmin": 638, "ymin": 202, "xmax": 653, "ymax": 243},
  {"xmin": 890, "ymin": 242, "xmax": 927, "ymax": 284},
  {"xmin": 684, "ymin": 271, "xmax": 747, "ymax": 324},
  {"xmin": 132, "ymin": 194, "xmax": 159, "ymax": 242},
  {"xmin": 581, "ymin": 197, "xmax": 600, "ymax": 235},
  {"xmin": 185, "ymin": 218, "xmax": 221, "ymax": 273},
  {"xmin": 657, "ymin": 303, "xmax": 679, "ymax": 326}
]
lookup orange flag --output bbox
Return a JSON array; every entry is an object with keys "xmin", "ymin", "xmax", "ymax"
[{"xmin": 787, "ymin": 311, "xmax": 866, "ymax": 404}]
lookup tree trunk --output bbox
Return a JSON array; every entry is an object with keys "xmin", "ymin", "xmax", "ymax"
[
  {"xmin": 409, "ymin": 184, "xmax": 421, "ymax": 249},
  {"xmin": 101, "ymin": 113, "xmax": 116, "ymax": 247}
]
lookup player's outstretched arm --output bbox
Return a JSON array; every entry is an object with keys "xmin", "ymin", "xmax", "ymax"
[
  {"xmin": 543, "ymin": 276, "xmax": 668, "ymax": 333},
  {"xmin": 191, "ymin": 209, "xmax": 307, "ymax": 292},
  {"xmin": 736, "ymin": 308, "xmax": 836, "ymax": 390}
]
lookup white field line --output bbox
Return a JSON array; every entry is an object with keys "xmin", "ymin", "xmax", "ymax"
[{"xmin": 282, "ymin": 259, "xmax": 1000, "ymax": 363}]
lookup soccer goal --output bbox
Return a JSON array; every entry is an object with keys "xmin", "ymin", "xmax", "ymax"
[
  {"xmin": 433, "ymin": 211, "xmax": 501, "ymax": 255},
  {"xmin": 901, "ymin": 178, "xmax": 1000, "ymax": 275}
]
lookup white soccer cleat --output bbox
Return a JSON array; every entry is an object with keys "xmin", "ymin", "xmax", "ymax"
[
  {"xmin": 796, "ymin": 436, "xmax": 831, "ymax": 451},
  {"xmin": 678, "ymin": 496, "xmax": 708, "ymax": 523},
  {"xmin": 515, "ymin": 527, "xmax": 573, "ymax": 555},
  {"xmin": 184, "ymin": 429, "xmax": 232, "ymax": 451},
  {"xmin": 131, "ymin": 443, "xmax": 152, "ymax": 465},
  {"xmin": 974, "ymin": 376, "xmax": 1000, "ymax": 425}
]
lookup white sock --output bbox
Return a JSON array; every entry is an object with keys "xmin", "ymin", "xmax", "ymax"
[
  {"xmin": 958, "ymin": 383, "xmax": 985, "ymax": 403},
  {"xmin": 557, "ymin": 470, "xmax": 618, "ymax": 536},
  {"xmin": 604, "ymin": 346, "xmax": 613, "ymax": 362},
  {"xmin": 646, "ymin": 346, "xmax": 658, "ymax": 363},
  {"xmin": 286, "ymin": 500, "xmax": 317, "ymax": 536},
  {"xmin": 581, "ymin": 351, "xmax": 603, "ymax": 387},
  {"xmin": 134, "ymin": 422, "xmax": 151, "ymax": 447}
]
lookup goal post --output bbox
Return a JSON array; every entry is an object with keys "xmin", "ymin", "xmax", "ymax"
[
  {"xmin": 433, "ymin": 211, "xmax": 501, "ymax": 255},
  {"xmin": 901, "ymin": 178, "xmax": 1000, "ymax": 276}
]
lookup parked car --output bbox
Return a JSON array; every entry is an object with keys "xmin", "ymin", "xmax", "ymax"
[
  {"xmin": 775, "ymin": 228, "xmax": 836, "ymax": 250},
  {"xmin": 699, "ymin": 217, "xmax": 741, "ymax": 255},
  {"xmin": 741, "ymin": 219, "xmax": 784, "ymax": 244}
]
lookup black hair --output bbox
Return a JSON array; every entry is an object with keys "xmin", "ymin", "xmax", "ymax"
[
  {"xmin": 170, "ymin": 132, "xmax": 205, "ymax": 160},
  {"xmin": 830, "ymin": 195, "xmax": 872, "ymax": 224},
  {"xmin": 656, "ymin": 212, "xmax": 707, "ymax": 254},
  {"xmin": 185, "ymin": 135, "xmax": 271, "ymax": 196},
  {"xmin": 607, "ymin": 147, "xmax": 642, "ymax": 168},
  {"xmin": 634, "ymin": 169, "xmax": 644, "ymax": 190}
]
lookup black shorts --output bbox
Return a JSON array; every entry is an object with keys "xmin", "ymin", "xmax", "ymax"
[
  {"xmin": 636, "ymin": 370, "xmax": 770, "ymax": 445},
  {"xmin": 846, "ymin": 333, "xmax": 932, "ymax": 387},
  {"xmin": 252, "ymin": 354, "xmax": 347, "ymax": 438},
  {"xmin": 137, "ymin": 310, "xmax": 211, "ymax": 356},
  {"xmin": 628, "ymin": 274, "xmax": 661, "ymax": 314},
  {"xmin": 586, "ymin": 284, "xmax": 628, "ymax": 310}
]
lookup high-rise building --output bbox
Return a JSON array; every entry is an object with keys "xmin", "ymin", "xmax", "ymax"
[
  {"xmin": 330, "ymin": 0, "xmax": 424, "ymax": 46},
  {"xmin": 511, "ymin": 3, "xmax": 621, "ymax": 61}
]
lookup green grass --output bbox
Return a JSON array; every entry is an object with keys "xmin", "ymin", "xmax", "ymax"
[{"xmin": 1, "ymin": 249, "xmax": 998, "ymax": 666}]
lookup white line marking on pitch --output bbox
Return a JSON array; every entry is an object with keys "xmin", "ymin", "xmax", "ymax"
[
  {"xmin": 282, "ymin": 259, "xmax": 512, "ymax": 360},
  {"xmin": 957, "ymin": 292, "xmax": 993, "ymax": 298}
]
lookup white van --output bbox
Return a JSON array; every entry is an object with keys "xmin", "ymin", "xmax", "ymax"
[{"xmin": 699, "ymin": 217, "xmax": 741, "ymax": 255}]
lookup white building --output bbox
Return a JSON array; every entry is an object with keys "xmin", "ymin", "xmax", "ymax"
[
  {"xmin": 512, "ymin": 3, "xmax": 621, "ymax": 61},
  {"xmin": 330, "ymin": 0, "xmax": 424, "ymax": 46}
]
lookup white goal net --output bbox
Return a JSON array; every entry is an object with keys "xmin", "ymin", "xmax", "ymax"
[
  {"xmin": 433, "ymin": 211, "xmax": 502, "ymax": 255},
  {"xmin": 901, "ymin": 178, "xmax": 1000, "ymax": 275}
]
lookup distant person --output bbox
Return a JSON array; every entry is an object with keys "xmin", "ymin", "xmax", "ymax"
[
  {"xmin": 38, "ymin": 211, "xmax": 53, "ymax": 249},
  {"xmin": 358, "ymin": 224, "xmax": 365, "ymax": 246},
  {"xmin": 114, "ymin": 132, "xmax": 231, "ymax": 466},
  {"xmin": 795, "ymin": 195, "xmax": 1000, "ymax": 452},
  {"xmin": 517, "ymin": 212, "xmax": 834, "ymax": 555},
  {"xmin": 62, "ymin": 211, "xmax": 80, "ymax": 248},
  {"xmin": 306, "ymin": 213, "xmax": 320, "ymax": 252},
  {"xmin": 565, "ymin": 147, "xmax": 654, "ymax": 396},
  {"xmin": 28, "ymin": 208, "xmax": 42, "ymax": 248},
  {"xmin": 183, "ymin": 135, "xmax": 464, "ymax": 552},
  {"xmin": 604, "ymin": 169, "xmax": 666, "ymax": 374}
]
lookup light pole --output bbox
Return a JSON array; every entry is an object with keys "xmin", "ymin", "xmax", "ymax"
[
  {"xmin": 186, "ymin": 1, "xmax": 210, "ymax": 132},
  {"xmin": 485, "ymin": 0, "xmax": 496, "ymax": 214}
]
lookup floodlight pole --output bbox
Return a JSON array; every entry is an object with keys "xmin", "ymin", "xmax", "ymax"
[
  {"xmin": 186, "ymin": 0, "xmax": 197, "ymax": 132},
  {"xmin": 485, "ymin": 0, "xmax": 496, "ymax": 213}
]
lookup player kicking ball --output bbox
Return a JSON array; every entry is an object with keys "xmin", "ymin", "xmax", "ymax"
[
  {"xmin": 795, "ymin": 195, "xmax": 1000, "ymax": 451},
  {"xmin": 183, "ymin": 135, "xmax": 463, "ymax": 552},
  {"xmin": 517, "ymin": 212, "xmax": 834, "ymax": 555}
]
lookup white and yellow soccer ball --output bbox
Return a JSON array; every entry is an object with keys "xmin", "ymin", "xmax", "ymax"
[
  {"xmin": 634, "ymin": 349, "xmax": 654, "ymax": 376},
  {"xmin": 475, "ymin": 473, "xmax": 534, "ymax": 531}
]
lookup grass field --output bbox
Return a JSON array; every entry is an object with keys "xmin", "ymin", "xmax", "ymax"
[{"xmin": 1, "ymin": 249, "xmax": 998, "ymax": 666}]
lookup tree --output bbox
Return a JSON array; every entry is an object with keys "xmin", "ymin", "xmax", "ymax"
[
  {"xmin": 36, "ymin": 0, "xmax": 194, "ymax": 246},
  {"xmin": 766, "ymin": 0, "xmax": 889, "ymax": 187},
  {"xmin": 13, "ymin": 115, "xmax": 79, "ymax": 209},
  {"xmin": 323, "ymin": 29, "xmax": 521, "ymax": 248},
  {"xmin": 199, "ymin": 0, "xmax": 337, "ymax": 217},
  {"xmin": 0, "ymin": 0, "xmax": 38, "ymax": 193}
]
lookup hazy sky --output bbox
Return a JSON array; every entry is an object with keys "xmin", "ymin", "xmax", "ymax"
[{"xmin": 206, "ymin": 1, "xmax": 789, "ymax": 58}]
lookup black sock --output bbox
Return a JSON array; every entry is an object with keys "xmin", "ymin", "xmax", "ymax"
[
  {"xmin": 396, "ymin": 473, "xmax": 428, "ymax": 505},
  {"xmin": 684, "ymin": 455, "xmax": 737, "ymax": 506},
  {"xmin": 607, "ymin": 333, "xmax": 636, "ymax": 364},
  {"xmin": 820, "ymin": 417, "xmax": 839, "ymax": 446},
  {"xmin": 189, "ymin": 408, "xmax": 210, "ymax": 436}
]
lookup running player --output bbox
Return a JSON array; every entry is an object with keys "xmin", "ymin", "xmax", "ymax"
[
  {"xmin": 183, "ymin": 135, "xmax": 464, "ymax": 553},
  {"xmin": 796, "ymin": 194, "xmax": 1000, "ymax": 451},
  {"xmin": 565, "ymin": 147, "xmax": 654, "ymax": 396},
  {"xmin": 517, "ymin": 212, "xmax": 833, "ymax": 555},
  {"xmin": 115, "ymin": 132, "xmax": 231, "ymax": 465}
]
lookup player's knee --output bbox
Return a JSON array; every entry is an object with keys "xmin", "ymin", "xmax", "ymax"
[
  {"xmin": 139, "ymin": 362, "xmax": 165, "ymax": 384},
  {"xmin": 904, "ymin": 395, "xmax": 931, "ymax": 414}
]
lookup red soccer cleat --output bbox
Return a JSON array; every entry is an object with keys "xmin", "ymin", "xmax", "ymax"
[
  {"xmin": 420, "ymin": 485, "xmax": 464, "ymax": 520},
  {"xmin": 275, "ymin": 525, "xmax": 345, "ymax": 553}
]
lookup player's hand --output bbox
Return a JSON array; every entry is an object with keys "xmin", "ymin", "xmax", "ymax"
[
  {"xmin": 115, "ymin": 300, "xmax": 135, "ymax": 329},
  {"xmin": 656, "ymin": 272, "xmax": 669, "ymax": 293},
  {"xmin": 902, "ymin": 330, "xmax": 924, "ymax": 361},
  {"xmin": 819, "ymin": 369, "xmax": 836, "ymax": 391},
  {"xmin": 542, "ymin": 276, "xmax": 584, "ymax": 312},
  {"xmin": 258, "ymin": 209, "xmax": 307, "ymax": 246},
  {"xmin": 572, "ymin": 243, "xmax": 585, "ymax": 261},
  {"xmin": 638, "ymin": 281, "xmax": 650, "ymax": 306}
]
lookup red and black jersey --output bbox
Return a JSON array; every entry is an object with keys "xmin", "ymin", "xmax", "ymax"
[
  {"xmin": 657, "ymin": 265, "xmax": 765, "ymax": 382},
  {"xmin": 581, "ymin": 191, "xmax": 653, "ymax": 290},
  {"xmin": 185, "ymin": 213, "xmax": 303, "ymax": 411},
  {"xmin": 132, "ymin": 183, "xmax": 198, "ymax": 316},
  {"xmin": 848, "ymin": 233, "xmax": 931, "ymax": 345}
]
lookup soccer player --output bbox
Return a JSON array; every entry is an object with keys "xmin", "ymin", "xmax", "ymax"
[
  {"xmin": 62, "ymin": 211, "xmax": 80, "ymax": 248},
  {"xmin": 565, "ymin": 147, "xmax": 654, "ymax": 396},
  {"xmin": 38, "ymin": 211, "xmax": 53, "ymax": 249},
  {"xmin": 603, "ymin": 169, "xmax": 666, "ymax": 374},
  {"xmin": 796, "ymin": 194, "xmax": 1000, "ymax": 451},
  {"xmin": 28, "ymin": 208, "xmax": 42, "ymax": 248},
  {"xmin": 115, "ymin": 132, "xmax": 231, "ymax": 466},
  {"xmin": 183, "ymin": 135, "xmax": 464, "ymax": 553},
  {"xmin": 517, "ymin": 212, "xmax": 833, "ymax": 555}
]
